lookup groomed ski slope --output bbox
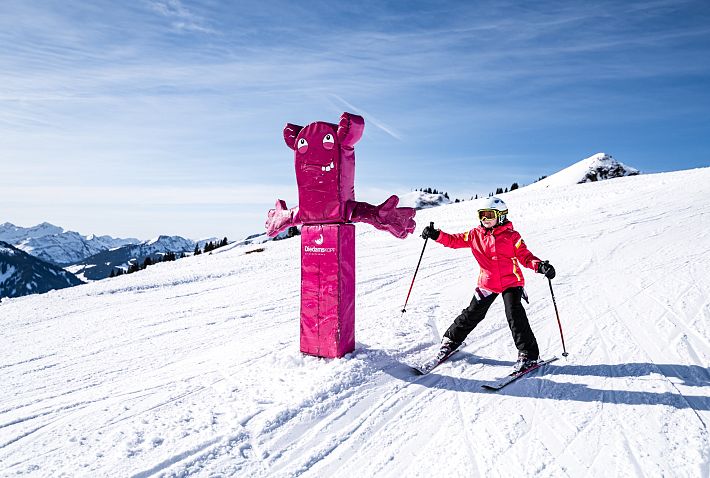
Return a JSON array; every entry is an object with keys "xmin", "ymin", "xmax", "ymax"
[{"xmin": 1, "ymin": 167, "xmax": 709, "ymax": 477}]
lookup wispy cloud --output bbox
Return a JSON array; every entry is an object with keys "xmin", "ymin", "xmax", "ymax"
[
  {"xmin": 326, "ymin": 94, "xmax": 403, "ymax": 141},
  {"xmin": 146, "ymin": 0, "xmax": 216, "ymax": 34}
]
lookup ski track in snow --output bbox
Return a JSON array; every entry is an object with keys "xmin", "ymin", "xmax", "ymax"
[{"xmin": 1, "ymin": 168, "xmax": 710, "ymax": 477}]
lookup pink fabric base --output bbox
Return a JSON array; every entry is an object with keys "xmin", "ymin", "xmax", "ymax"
[{"xmin": 300, "ymin": 224, "xmax": 355, "ymax": 358}]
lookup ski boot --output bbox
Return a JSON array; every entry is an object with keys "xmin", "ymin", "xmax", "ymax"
[
  {"xmin": 437, "ymin": 337, "xmax": 461, "ymax": 361},
  {"xmin": 512, "ymin": 352, "xmax": 538, "ymax": 374}
]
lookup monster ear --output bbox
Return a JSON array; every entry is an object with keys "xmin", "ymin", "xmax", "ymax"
[
  {"xmin": 337, "ymin": 112, "xmax": 364, "ymax": 148},
  {"xmin": 283, "ymin": 123, "xmax": 304, "ymax": 150}
]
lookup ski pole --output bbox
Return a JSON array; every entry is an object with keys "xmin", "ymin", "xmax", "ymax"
[
  {"xmin": 402, "ymin": 221, "xmax": 434, "ymax": 314},
  {"xmin": 548, "ymin": 277, "xmax": 569, "ymax": 357}
]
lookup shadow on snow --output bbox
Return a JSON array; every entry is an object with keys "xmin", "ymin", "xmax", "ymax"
[{"xmin": 382, "ymin": 352, "xmax": 710, "ymax": 412}]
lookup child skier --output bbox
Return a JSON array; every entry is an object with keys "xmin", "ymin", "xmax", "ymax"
[{"xmin": 421, "ymin": 197, "xmax": 556, "ymax": 372}]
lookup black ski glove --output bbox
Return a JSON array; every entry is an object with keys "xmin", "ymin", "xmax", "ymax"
[
  {"xmin": 421, "ymin": 225, "xmax": 440, "ymax": 240},
  {"xmin": 537, "ymin": 260, "xmax": 556, "ymax": 279}
]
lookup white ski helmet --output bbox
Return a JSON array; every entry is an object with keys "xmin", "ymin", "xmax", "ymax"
[{"xmin": 477, "ymin": 196, "xmax": 508, "ymax": 225}]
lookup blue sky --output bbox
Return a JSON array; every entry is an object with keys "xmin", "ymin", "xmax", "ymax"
[{"xmin": 1, "ymin": 0, "xmax": 709, "ymax": 241}]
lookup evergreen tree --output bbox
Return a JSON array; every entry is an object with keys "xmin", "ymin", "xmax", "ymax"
[
  {"xmin": 110, "ymin": 270, "xmax": 115, "ymax": 278},
  {"xmin": 194, "ymin": 244, "xmax": 201, "ymax": 255},
  {"xmin": 444, "ymin": 192, "xmax": 450, "ymax": 199},
  {"xmin": 143, "ymin": 257, "xmax": 153, "ymax": 268},
  {"xmin": 510, "ymin": 182, "xmax": 519, "ymax": 191},
  {"xmin": 504, "ymin": 187, "xmax": 509, "ymax": 193}
]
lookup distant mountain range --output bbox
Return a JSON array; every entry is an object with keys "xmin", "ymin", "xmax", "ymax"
[
  {"xmin": 66, "ymin": 235, "xmax": 198, "ymax": 281},
  {"xmin": 0, "ymin": 223, "xmax": 220, "ymax": 285},
  {"xmin": 0, "ymin": 241, "xmax": 83, "ymax": 299},
  {"xmin": 0, "ymin": 222, "xmax": 139, "ymax": 266}
]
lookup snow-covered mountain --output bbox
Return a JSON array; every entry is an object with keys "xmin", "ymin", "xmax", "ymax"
[
  {"xmin": 0, "ymin": 222, "xmax": 139, "ymax": 266},
  {"xmin": 66, "ymin": 235, "xmax": 199, "ymax": 281},
  {"xmin": 0, "ymin": 241, "xmax": 83, "ymax": 299},
  {"xmin": 398, "ymin": 190, "xmax": 452, "ymax": 209},
  {"xmin": 0, "ymin": 221, "xmax": 63, "ymax": 243},
  {"xmin": 1, "ymin": 166, "xmax": 708, "ymax": 476},
  {"xmin": 526, "ymin": 152, "xmax": 639, "ymax": 190}
]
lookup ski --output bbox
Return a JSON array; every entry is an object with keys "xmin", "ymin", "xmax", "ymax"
[
  {"xmin": 481, "ymin": 356, "xmax": 558, "ymax": 391},
  {"xmin": 412, "ymin": 342, "xmax": 466, "ymax": 375}
]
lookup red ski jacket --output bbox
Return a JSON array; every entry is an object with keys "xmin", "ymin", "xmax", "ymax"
[{"xmin": 435, "ymin": 221, "xmax": 542, "ymax": 293}]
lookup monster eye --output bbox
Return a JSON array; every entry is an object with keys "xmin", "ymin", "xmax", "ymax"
[
  {"xmin": 297, "ymin": 138, "xmax": 309, "ymax": 154},
  {"xmin": 322, "ymin": 133, "xmax": 335, "ymax": 150}
]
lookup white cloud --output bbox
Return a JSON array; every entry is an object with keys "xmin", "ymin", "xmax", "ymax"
[{"xmin": 146, "ymin": 0, "xmax": 216, "ymax": 34}]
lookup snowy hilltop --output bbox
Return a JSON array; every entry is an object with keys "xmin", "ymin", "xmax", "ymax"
[
  {"xmin": 0, "ymin": 222, "xmax": 139, "ymax": 266},
  {"xmin": 398, "ymin": 190, "xmax": 452, "ymax": 210},
  {"xmin": 526, "ymin": 153, "xmax": 640, "ymax": 190},
  {"xmin": 1, "ymin": 166, "xmax": 708, "ymax": 476},
  {"xmin": 0, "ymin": 241, "xmax": 83, "ymax": 298}
]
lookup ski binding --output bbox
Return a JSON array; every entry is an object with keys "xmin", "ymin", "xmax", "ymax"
[
  {"xmin": 412, "ymin": 342, "xmax": 466, "ymax": 375},
  {"xmin": 481, "ymin": 356, "xmax": 559, "ymax": 391}
]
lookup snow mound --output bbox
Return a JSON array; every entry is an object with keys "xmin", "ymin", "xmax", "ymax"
[
  {"xmin": 398, "ymin": 190, "xmax": 452, "ymax": 210},
  {"xmin": 526, "ymin": 153, "xmax": 639, "ymax": 191}
]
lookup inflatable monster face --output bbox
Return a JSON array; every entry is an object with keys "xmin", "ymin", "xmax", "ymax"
[{"xmin": 284, "ymin": 113, "xmax": 363, "ymax": 224}]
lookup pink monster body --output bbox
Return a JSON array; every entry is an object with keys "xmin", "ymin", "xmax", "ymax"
[{"xmin": 266, "ymin": 112, "xmax": 416, "ymax": 358}]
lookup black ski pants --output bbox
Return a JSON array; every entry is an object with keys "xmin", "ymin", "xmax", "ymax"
[{"xmin": 443, "ymin": 286, "xmax": 539, "ymax": 360}]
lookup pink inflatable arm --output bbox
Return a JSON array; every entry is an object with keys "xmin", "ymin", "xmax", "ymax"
[
  {"xmin": 266, "ymin": 200, "xmax": 301, "ymax": 237},
  {"xmin": 347, "ymin": 195, "xmax": 416, "ymax": 239},
  {"xmin": 337, "ymin": 112, "xmax": 364, "ymax": 148}
]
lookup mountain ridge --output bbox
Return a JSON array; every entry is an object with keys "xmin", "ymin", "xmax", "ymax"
[{"xmin": 0, "ymin": 241, "xmax": 84, "ymax": 299}]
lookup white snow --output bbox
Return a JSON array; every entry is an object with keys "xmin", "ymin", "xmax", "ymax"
[
  {"xmin": 1, "ymin": 168, "xmax": 709, "ymax": 477},
  {"xmin": 0, "ymin": 265, "xmax": 16, "ymax": 284}
]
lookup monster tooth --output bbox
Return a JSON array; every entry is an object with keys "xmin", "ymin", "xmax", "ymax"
[
  {"xmin": 326, "ymin": 166, "xmax": 331, "ymax": 172},
  {"xmin": 321, "ymin": 166, "xmax": 326, "ymax": 171},
  {"xmin": 330, "ymin": 161, "xmax": 334, "ymax": 168}
]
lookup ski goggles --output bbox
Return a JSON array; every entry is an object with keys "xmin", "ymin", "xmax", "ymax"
[{"xmin": 478, "ymin": 209, "xmax": 507, "ymax": 221}]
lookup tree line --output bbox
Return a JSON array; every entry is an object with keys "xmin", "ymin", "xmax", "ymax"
[
  {"xmin": 419, "ymin": 177, "xmax": 548, "ymax": 202},
  {"xmin": 193, "ymin": 237, "xmax": 229, "ymax": 255},
  {"xmin": 110, "ymin": 237, "xmax": 229, "ymax": 278}
]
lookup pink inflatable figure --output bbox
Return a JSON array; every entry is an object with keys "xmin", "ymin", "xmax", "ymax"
[{"xmin": 266, "ymin": 112, "xmax": 416, "ymax": 358}]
